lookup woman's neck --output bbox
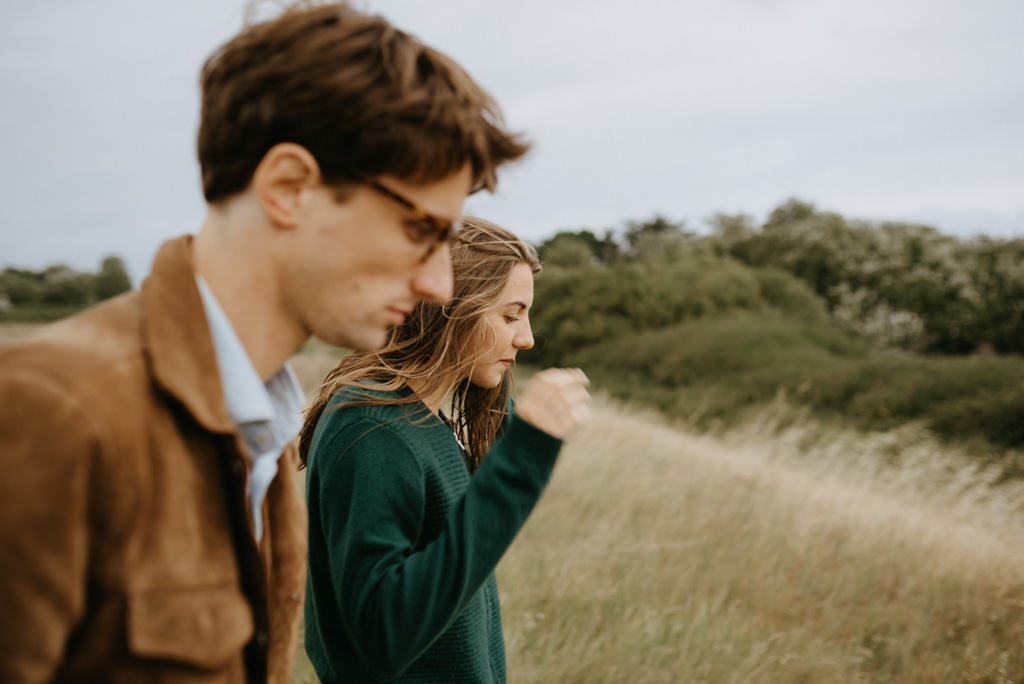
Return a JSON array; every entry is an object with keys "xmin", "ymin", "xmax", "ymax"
[{"xmin": 406, "ymin": 378, "xmax": 450, "ymax": 417}]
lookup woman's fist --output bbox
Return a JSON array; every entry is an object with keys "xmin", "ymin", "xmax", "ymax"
[{"xmin": 516, "ymin": 367, "xmax": 591, "ymax": 439}]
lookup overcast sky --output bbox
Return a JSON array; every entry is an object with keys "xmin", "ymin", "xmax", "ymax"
[{"xmin": 2, "ymin": 0, "xmax": 1022, "ymax": 283}]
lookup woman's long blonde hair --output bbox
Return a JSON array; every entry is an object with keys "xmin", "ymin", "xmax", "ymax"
[{"xmin": 298, "ymin": 216, "xmax": 541, "ymax": 471}]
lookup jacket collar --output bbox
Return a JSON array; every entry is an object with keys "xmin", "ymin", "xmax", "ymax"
[{"xmin": 140, "ymin": 235, "xmax": 236, "ymax": 435}]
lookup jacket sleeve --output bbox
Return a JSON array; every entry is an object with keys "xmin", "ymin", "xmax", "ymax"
[
  {"xmin": 0, "ymin": 369, "xmax": 99, "ymax": 684},
  {"xmin": 313, "ymin": 412, "xmax": 561, "ymax": 676}
]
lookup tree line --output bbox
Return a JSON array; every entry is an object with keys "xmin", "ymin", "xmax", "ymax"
[
  {"xmin": 0, "ymin": 256, "xmax": 133, "ymax": 307},
  {"xmin": 537, "ymin": 198, "xmax": 1024, "ymax": 356},
  {"xmin": 525, "ymin": 200, "xmax": 1024, "ymax": 461}
]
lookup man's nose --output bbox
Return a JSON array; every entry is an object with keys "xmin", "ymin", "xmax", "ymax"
[{"xmin": 411, "ymin": 243, "xmax": 454, "ymax": 303}]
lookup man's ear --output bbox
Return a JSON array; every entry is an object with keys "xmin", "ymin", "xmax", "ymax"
[{"xmin": 251, "ymin": 143, "xmax": 321, "ymax": 229}]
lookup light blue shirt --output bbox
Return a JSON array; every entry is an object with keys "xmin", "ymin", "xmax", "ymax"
[{"xmin": 195, "ymin": 275, "xmax": 305, "ymax": 542}]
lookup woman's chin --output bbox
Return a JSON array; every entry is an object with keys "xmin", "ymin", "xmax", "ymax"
[{"xmin": 469, "ymin": 368, "xmax": 505, "ymax": 390}]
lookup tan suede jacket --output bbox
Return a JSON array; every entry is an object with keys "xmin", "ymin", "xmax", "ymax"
[{"xmin": 0, "ymin": 236, "xmax": 307, "ymax": 684}]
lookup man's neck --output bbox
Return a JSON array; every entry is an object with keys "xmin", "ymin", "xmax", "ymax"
[{"xmin": 193, "ymin": 205, "xmax": 307, "ymax": 381}]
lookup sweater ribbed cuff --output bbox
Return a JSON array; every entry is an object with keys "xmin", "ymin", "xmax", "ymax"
[{"xmin": 504, "ymin": 413, "xmax": 562, "ymax": 473}]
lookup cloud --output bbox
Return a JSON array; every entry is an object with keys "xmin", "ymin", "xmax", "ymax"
[{"xmin": 1, "ymin": 0, "xmax": 1022, "ymax": 281}]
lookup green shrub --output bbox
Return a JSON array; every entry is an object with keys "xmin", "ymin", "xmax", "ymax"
[
  {"xmin": 678, "ymin": 261, "xmax": 764, "ymax": 319},
  {"xmin": 802, "ymin": 354, "xmax": 1024, "ymax": 447},
  {"xmin": 526, "ymin": 252, "xmax": 832, "ymax": 367},
  {"xmin": 713, "ymin": 200, "xmax": 1024, "ymax": 354},
  {"xmin": 568, "ymin": 314, "xmax": 1024, "ymax": 453},
  {"xmin": 753, "ymin": 268, "xmax": 827, "ymax": 324},
  {"xmin": 94, "ymin": 256, "xmax": 133, "ymax": 300},
  {"xmin": 566, "ymin": 314, "xmax": 867, "ymax": 430}
]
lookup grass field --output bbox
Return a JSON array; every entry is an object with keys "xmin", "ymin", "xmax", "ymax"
[
  {"xmin": 4, "ymin": 325, "xmax": 1020, "ymax": 682},
  {"xmin": 293, "ymin": 390, "xmax": 1024, "ymax": 683},
  {"xmin": 496, "ymin": 397, "xmax": 1022, "ymax": 682}
]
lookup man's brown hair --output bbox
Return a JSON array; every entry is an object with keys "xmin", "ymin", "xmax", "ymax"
[{"xmin": 198, "ymin": 2, "xmax": 529, "ymax": 203}]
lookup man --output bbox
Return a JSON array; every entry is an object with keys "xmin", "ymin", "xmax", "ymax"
[{"xmin": 0, "ymin": 3, "xmax": 528, "ymax": 683}]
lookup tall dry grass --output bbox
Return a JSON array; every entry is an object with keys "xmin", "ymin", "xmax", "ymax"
[
  {"xmin": 495, "ymin": 395, "xmax": 1024, "ymax": 683},
  {"xmin": 4, "ymin": 324, "xmax": 1018, "ymax": 681}
]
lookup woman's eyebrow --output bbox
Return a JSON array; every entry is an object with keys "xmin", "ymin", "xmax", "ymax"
[{"xmin": 503, "ymin": 301, "xmax": 529, "ymax": 311}]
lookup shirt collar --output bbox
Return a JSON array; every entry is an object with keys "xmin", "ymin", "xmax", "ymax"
[
  {"xmin": 141, "ymin": 236, "xmax": 234, "ymax": 434},
  {"xmin": 194, "ymin": 275, "xmax": 304, "ymax": 428}
]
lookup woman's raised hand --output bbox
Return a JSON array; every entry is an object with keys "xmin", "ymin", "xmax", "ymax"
[{"xmin": 515, "ymin": 367, "xmax": 592, "ymax": 439}]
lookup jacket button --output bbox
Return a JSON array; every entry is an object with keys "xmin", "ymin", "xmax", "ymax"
[
  {"xmin": 231, "ymin": 459, "xmax": 244, "ymax": 476},
  {"xmin": 255, "ymin": 630, "xmax": 268, "ymax": 646}
]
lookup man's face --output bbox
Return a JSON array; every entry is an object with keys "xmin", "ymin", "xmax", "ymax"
[{"xmin": 282, "ymin": 164, "xmax": 472, "ymax": 351}]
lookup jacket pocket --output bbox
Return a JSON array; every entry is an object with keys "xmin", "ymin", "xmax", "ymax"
[{"xmin": 127, "ymin": 584, "xmax": 254, "ymax": 670}]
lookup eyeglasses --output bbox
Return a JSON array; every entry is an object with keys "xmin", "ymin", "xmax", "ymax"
[
  {"xmin": 327, "ymin": 159, "xmax": 463, "ymax": 260},
  {"xmin": 361, "ymin": 177, "xmax": 463, "ymax": 261}
]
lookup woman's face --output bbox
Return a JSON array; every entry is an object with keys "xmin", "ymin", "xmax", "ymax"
[{"xmin": 468, "ymin": 262, "xmax": 536, "ymax": 389}]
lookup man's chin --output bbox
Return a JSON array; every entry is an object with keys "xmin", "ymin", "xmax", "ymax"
[
  {"xmin": 321, "ymin": 327, "xmax": 389, "ymax": 353},
  {"xmin": 354, "ymin": 331, "xmax": 390, "ymax": 352}
]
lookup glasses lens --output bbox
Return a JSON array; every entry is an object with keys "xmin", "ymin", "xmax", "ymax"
[{"xmin": 365, "ymin": 177, "xmax": 461, "ymax": 259}]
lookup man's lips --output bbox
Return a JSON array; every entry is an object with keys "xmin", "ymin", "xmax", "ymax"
[{"xmin": 388, "ymin": 308, "xmax": 411, "ymax": 325}]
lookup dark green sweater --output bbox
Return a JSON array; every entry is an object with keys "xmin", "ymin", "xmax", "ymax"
[{"xmin": 304, "ymin": 387, "xmax": 562, "ymax": 683}]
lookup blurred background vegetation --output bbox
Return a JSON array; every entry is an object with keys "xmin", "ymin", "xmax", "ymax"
[
  {"xmin": 3, "ymin": 199, "xmax": 1022, "ymax": 476},
  {"xmin": 6, "ymin": 205, "xmax": 1020, "ymax": 683},
  {"xmin": 0, "ymin": 255, "xmax": 132, "ymax": 322},
  {"xmin": 525, "ymin": 198, "xmax": 1024, "ymax": 479}
]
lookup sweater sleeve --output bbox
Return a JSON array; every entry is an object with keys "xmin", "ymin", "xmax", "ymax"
[{"xmin": 312, "ymin": 410, "xmax": 561, "ymax": 677}]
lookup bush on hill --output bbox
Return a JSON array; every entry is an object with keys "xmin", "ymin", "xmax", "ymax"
[
  {"xmin": 528, "ymin": 208, "xmax": 1024, "ymax": 461},
  {"xmin": 565, "ymin": 314, "xmax": 867, "ymax": 429},
  {"xmin": 0, "ymin": 255, "xmax": 133, "ymax": 316},
  {"xmin": 559, "ymin": 313, "xmax": 1024, "ymax": 463},
  {"xmin": 525, "ymin": 242, "xmax": 825, "ymax": 367},
  {"xmin": 709, "ymin": 199, "xmax": 1024, "ymax": 355}
]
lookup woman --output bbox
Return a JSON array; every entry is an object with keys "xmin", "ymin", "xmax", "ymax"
[{"xmin": 299, "ymin": 217, "xmax": 591, "ymax": 683}]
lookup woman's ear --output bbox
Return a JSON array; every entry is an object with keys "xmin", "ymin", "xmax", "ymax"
[{"xmin": 251, "ymin": 143, "xmax": 321, "ymax": 229}]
